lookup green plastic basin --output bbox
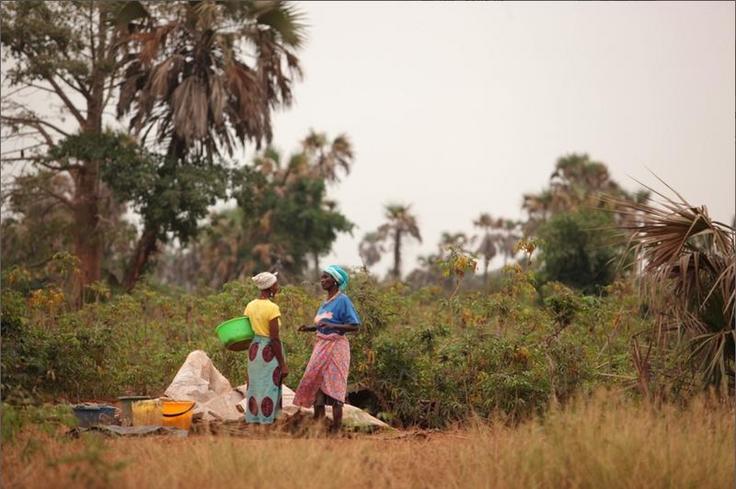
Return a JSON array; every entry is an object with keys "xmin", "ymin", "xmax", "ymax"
[{"xmin": 215, "ymin": 316, "xmax": 254, "ymax": 350}]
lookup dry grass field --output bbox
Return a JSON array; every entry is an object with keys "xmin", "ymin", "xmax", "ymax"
[{"xmin": 3, "ymin": 392, "xmax": 733, "ymax": 489}]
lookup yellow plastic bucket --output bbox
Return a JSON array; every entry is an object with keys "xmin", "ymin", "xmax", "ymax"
[
  {"xmin": 131, "ymin": 399, "xmax": 162, "ymax": 426},
  {"xmin": 161, "ymin": 400, "xmax": 195, "ymax": 430}
]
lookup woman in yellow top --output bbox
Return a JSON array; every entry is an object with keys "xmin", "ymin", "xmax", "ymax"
[{"xmin": 243, "ymin": 272, "xmax": 288, "ymax": 424}]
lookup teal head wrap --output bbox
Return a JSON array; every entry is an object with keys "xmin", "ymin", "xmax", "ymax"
[{"xmin": 323, "ymin": 265, "xmax": 349, "ymax": 291}]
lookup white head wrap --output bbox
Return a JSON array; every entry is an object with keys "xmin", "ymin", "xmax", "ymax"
[{"xmin": 252, "ymin": 271, "xmax": 278, "ymax": 290}]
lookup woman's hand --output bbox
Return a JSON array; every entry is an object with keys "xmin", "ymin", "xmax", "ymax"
[
  {"xmin": 280, "ymin": 364, "xmax": 289, "ymax": 381},
  {"xmin": 297, "ymin": 324, "xmax": 316, "ymax": 332}
]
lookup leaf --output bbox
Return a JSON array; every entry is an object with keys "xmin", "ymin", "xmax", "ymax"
[{"xmin": 112, "ymin": 1, "xmax": 150, "ymax": 27}]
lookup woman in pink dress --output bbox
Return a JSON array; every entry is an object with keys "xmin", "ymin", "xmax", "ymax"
[{"xmin": 293, "ymin": 265, "xmax": 360, "ymax": 433}]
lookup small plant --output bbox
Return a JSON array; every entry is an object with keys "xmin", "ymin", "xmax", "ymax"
[
  {"xmin": 437, "ymin": 246, "xmax": 478, "ymax": 298},
  {"xmin": 543, "ymin": 282, "xmax": 582, "ymax": 327}
]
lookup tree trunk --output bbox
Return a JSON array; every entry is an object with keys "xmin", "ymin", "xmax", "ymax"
[
  {"xmin": 123, "ymin": 225, "xmax": 159, "ymax": 291},
  {"xmin": 313, "ymin": 251, "xmax": 320, "ymax": 280},
  {"xmin": 71, "ymin": 14, "xmax": 108, "ymax": 304},
  {"xmin": 72, "ymin": 86, "xmax": 105, "ymax": 305},
  {"xmin": 392, "ymin": 229, "xmax": 402, "ymax": 280},
  {"xmin": 483, "ymin": 257, "xmax": 489, "ymax": 286},
  {"xmin": 72, "ymin": 164, "xmax": 102, "ymax": 306}
]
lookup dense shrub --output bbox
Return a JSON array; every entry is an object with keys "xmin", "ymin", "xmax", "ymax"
[
  {"xmin": 1, "ymin": 269, "xmax": 646, "ymax": 427},
  {"xmin": 536, "ymin": 210, "xmax": 620, "ymax": 294}
]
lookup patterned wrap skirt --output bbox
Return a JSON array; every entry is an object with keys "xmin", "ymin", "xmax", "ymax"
[
  {"xmin": 293, "ymin": 332, "xmax": 350, "ymax": 407},
  {"xmin": 245, "ymin": 335, "xmax": 283, "ymax": 424}
]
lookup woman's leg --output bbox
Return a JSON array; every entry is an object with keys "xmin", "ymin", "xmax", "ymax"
[
  {"xmin": 313, "ymin": 390, "xmax": 326, "ymax": 419},
  {"xmin": 331, "ymin": 403, "xmax": 343, "ymax": 433}
]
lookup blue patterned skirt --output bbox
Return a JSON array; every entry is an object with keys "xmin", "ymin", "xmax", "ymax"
[{"xmin": 245, "ymin": 335, "xmax": 283, "ymax": 424}]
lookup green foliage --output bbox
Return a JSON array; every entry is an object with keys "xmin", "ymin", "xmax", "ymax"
[
  {"xmin": 135, "ymin": 156, "xmax": 230, "ymax": 244},
  {"xmin": 536, "ymin": 210, "xmax": 620, "ymax": 294},
  {"xmin": 522, "ymin": 153, "xmax": 647, "ymax": 235},
  {"xmin": 0, "ymin": 173, "xmax": 75, "ymax": 270},
  {"xmin": 2, "ymin": 263, "xmax": 653, "ymax": 429},
  {"xmin": 0, "ymin": 1, "xmax": 108, "ymax": 84},
  {"xmin": 158, "ymin": 139, "xmax": 355, "ymax": 288},
  {"xmin": 2, "ymin": 0, "xmax": 308, "ymax": 294},
  {"xmin": 542, "ymin": 282, "xmax": 583, "ymax": 326},
  {"xmin": 0, "ymin": 167, "xmax": 138, "ymax": 290},
  {"xmin": 272, "ymin": 177, "xmax": 353, "ymax": 269},
  {"xmin": 233, "ymin": 147, "xmax": 355, "ymax": 274},
  {"xmin": 51, "ymin": 131, "xmax": 230, "ymax": 246}
]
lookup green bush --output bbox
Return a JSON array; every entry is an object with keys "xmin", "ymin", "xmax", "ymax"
[
  {"xmin": 536, "ymin": 210, "xmax": 620, "ymax": 294},
  {"xmin": 2, "ymin": 267, "xmax": 646, "ymax": 427}
]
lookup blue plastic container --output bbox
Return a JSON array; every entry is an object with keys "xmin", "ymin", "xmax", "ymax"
[{"xmin": 72, "ymin": 404, "xmax": 117, "ymax": 427}]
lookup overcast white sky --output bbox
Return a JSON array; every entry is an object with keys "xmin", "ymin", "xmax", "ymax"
[{"xmin": 264, "ymin": 1, "xmax": 735, "ymax": 276}]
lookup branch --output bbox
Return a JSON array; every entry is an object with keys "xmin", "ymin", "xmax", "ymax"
[
  {"xmin": 0, "ymin": 142, "xmax": 46, "ymax": 156},
  {"xmin": 37, "ymin": 158, "xmax": 82, "ymax": 172},
  {"xmin": 1, "ymin": 85, "xmax": 36, "ymax": 99},
  {"xmin": 32, "ymin": 186, "xmax": 75, "ymax": 210},
  {"xmin": 45, "ymin": 77, "xmax": 86, "ymax": 126},
  {"xmin": 0, "ymin": 130, "xmax": 39, "ymax": 139},
  {"xmin": 1, "ymin": 116, "xmax": 71, "ymax": 138},
  {"xmin": 33, "ymin": 122, "xmax": 56, "ymax": 147},
  {"xmin": 1, "ymin": 156, "xmax": 44, "ymax": 163},
  {"xmin": 43, "ymin": 187, "xmax": 74, "ymax": 209},
  {"xmin": 1, "ymin": 154, "xmax": 80, "ymax": 173},
  {"xmin": 89, "ymin": 1, "xmax": 96, "ymax": 67},
  {"xmin": 101, "ymin": 71, "xmax": 121, "ymax": 110},
  {"xmin": 4, "ymin": 184, "xmax": 75, "ymax": 210},
  {"xmin": 26, "ymin": 84, "xmax": 57, "ymax": 94},
  {"xmin": 57, "ymin": 71, "xmax": 91, "ymax": 100}
]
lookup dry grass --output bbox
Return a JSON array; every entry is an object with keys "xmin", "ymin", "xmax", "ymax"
[{"xmin": 3, "ymin": 391, "xmax": 733, "ymax": 489}]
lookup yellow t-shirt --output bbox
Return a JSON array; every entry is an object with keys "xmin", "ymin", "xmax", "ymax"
[{"xmin": 244, "ymin": 299, "xmax": 281, "ymax": 337}]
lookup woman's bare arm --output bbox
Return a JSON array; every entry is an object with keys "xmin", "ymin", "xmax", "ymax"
[{"xmin": 317, "ymin": 322, "xmax": 359, "ymax": 333}]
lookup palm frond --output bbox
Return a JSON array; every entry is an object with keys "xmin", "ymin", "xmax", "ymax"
[{"xmin": 612, "ymin": 178, "xmax": 735, "ymax": 391}]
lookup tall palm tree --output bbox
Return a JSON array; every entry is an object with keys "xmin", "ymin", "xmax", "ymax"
[
  {"xmin": 301, "ymin": 130, "xmax": 354, "ymax": 183},
  {"xmin": 298, "ymin": 131, "xmax": 355, "ymax": 275},
  {"xmin": 379, "ymin": 204, "xmax": 422, "ymax": 280},
  {"xmin": 523, "ymin": 154, "xmax": 649, "ymax": 236},
  {"xmin": 439, "ymin": 232, "xmax": 473, "ymax": 251},
  {"xmin": 118, "ymin": 0, "xmax": 305, "ymax": 158},
  {"xmin": 498, "ymin": 219, "xmax": 521, "ymax": 266},
  {"xmin": 358, "ymin": 231, "xmax": 385, "ymax": 269},
  {"xmin": 473, "ymin": 213, "xmax": 499, "ymax": 285},
  {"xmin": 117, "ymin": 0, "xmax": 306, "ymax": 289},
  {"xmin": 521, "ymin": 189, "xmax": 554, "ymax": 235}
]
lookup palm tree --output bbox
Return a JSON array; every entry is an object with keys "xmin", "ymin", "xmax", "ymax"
[
  {"xmin": 614, "ymin": 182, "xmax": 734, "ymax": 392},
  {"xmin": 301, "ymin": 130, "xmax": 354, "ymax": 183},
  {"xmin": 117, "ymin": 0, "xmax": 306, "ymax": 289},
  {"xmin": 160, "ymin": 132, "xmax": 354, "ymax": 287},
  {"xmin": 298, "ymin": 131, "xmax": 355, "ymax": 276},
  {"xmin": 119, "ymin": 0, "xmax": 304, "ymax": 158},
  {"xmin": 521, "ymin": 189, "xmax": 554, "ymax": 235},
  {"xmin": 439, "ymin": 232, "xmax": 473, "ymax": 252},
  {"xmin": 379, "ymin": 204, "xmax": 422, "ymax": 280},
  {"xmin": 523, "ymin": 154, "xmax": 650, "ymax": 236},
  {"xmin": 498, "ymin": 219, "xmax": 521, "ymax": 266},
  {"xmin": 358, "ymin": 231, "xmax": 385, "ymax": 269},
  {"xmin": 473, "ymin": 213, "xmax": 498, "ymax": 285}
]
